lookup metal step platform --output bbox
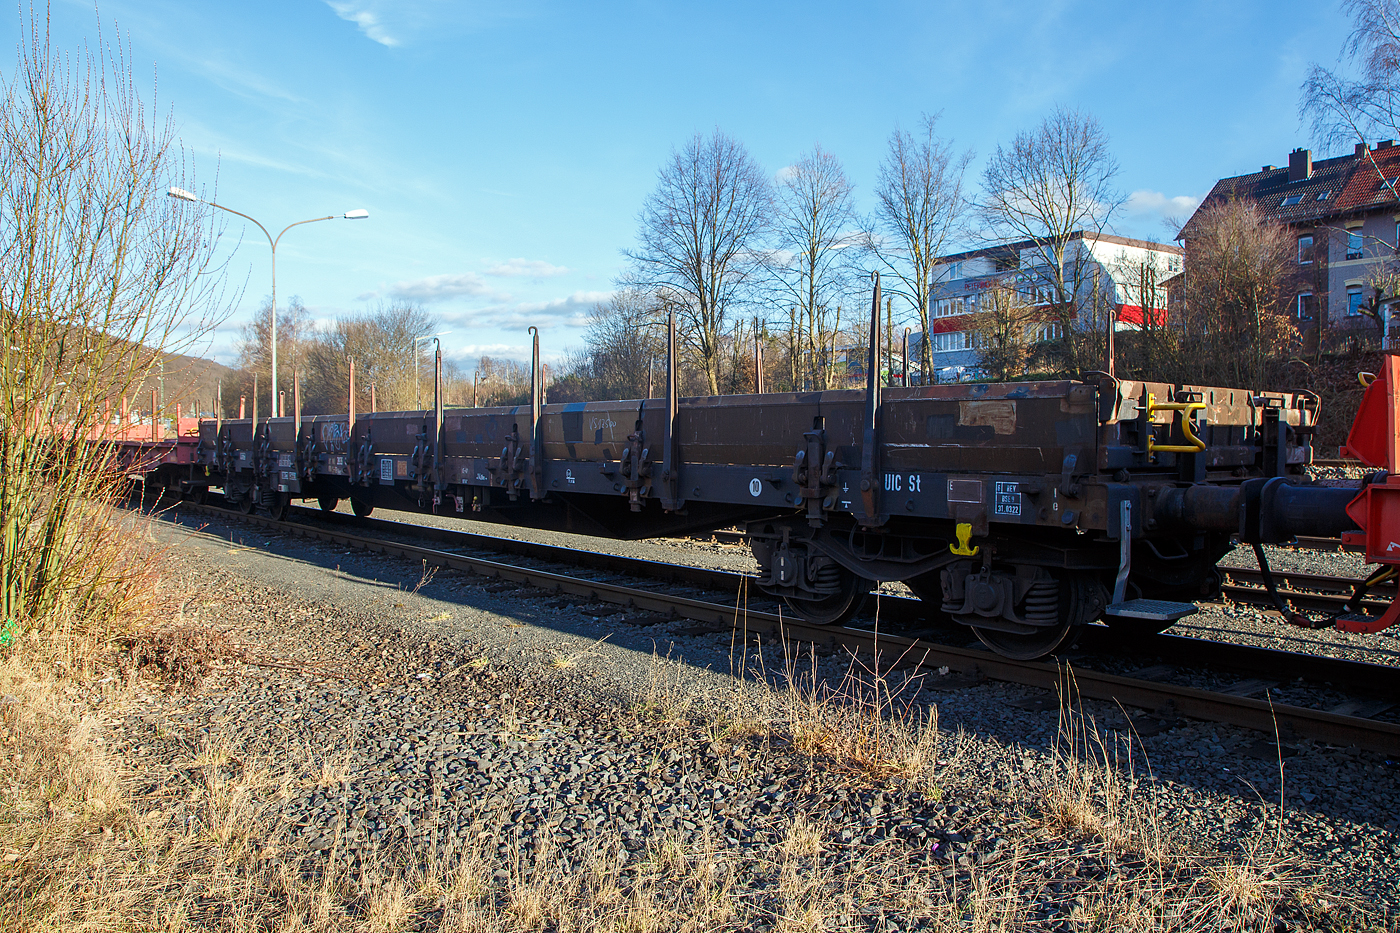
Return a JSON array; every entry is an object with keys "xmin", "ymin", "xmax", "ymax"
[{"xmin": 1103, "ymin": 599, "xmax": 1198, "ymax": 622}]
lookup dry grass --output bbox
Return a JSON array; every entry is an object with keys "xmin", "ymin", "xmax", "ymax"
[
  {"xmin": 0, "ymin": 649, "xmax": 1366, "ymax": 933},
  {"xmin": 0, "ymin": 568, "xmax": 1375, "ymax": 932}
]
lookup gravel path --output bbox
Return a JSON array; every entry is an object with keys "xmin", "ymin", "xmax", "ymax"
[{"xmin": 106, "ymin": 505, "xmax": 1400, "ymax": 926}]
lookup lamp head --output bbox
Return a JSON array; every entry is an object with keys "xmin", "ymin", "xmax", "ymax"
[
  {"xmin": 343, "ymin": 209, "xmax": 369, "ymax": 220},
  {"xmin": 167, "ymin": 187, "xmax": 198, "ymax": 202}
]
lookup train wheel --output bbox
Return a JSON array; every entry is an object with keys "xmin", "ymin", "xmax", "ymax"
[
  {"xmin": 266, "ymin": 492, "xmax": 291, "ymax": 522},
  {"xmin": 237, "ymin": 489, "xmax": 256, "ymax": 514},
  {"xmin": 189, "ymin": 487, "xmax": 208, "ymax": 505},
  {"xmin": 350, "ymin": 497, "xmax": 373, "ymax": 518},
  {"xmin": 970, "ymin": 572, "xmax": 1105, "ymax": 661},
  {"xmin": 972, "ymin": 618, "xmax": 1079, "ymax": 660},
  {"xmin": 318, "ymin": 496, "xmax": 340, "ymax": 513},
  {"xmin": 783, "ymin": 568, "xmax": 870, "ymax": 626}
]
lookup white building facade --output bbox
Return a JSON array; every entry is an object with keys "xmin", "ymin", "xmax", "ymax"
[{"xmin": 916, "ymin": 232, "xmax": 1183, "ymax": 382}]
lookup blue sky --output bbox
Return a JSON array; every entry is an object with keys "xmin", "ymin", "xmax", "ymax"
[{"xmin": 17, "ymin": 1, "xmax": 1357, "ymax": 366}]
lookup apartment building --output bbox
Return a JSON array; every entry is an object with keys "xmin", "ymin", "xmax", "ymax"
[
  {"xmin": 1180, "ymin": 141, "xmax": 1400, "ymax": 346},
  {"xmin": 918, "ymin": 232, "xmax": 1182, "ymax": 381}
]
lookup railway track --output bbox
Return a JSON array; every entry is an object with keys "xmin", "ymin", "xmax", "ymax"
[
  {"xmin": 702, "ymin": 528, "xmax": 1366, "ymax": 556},
  {"xmin": 1221, "ymin": 566, "xmax": 1394, "ymax": 613},
  {"xmin": 163, "ymin": 498, "xmax": 1400, "ymax": 755}
]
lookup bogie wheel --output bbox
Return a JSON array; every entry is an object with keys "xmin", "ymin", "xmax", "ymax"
[
  {"xmin": 350, "ymin": 497, "xmax": 373, "ymax": 518},
  {"xmin": 971, "ymin": 572, "xmax": 1106, "ymax": 661},
  {"xmin": 783, "ymin": 568, "xmax": 871, "ymax": 626},
  {"xmin": 972, "ymin": 619, "xmax": 1079, "ymax": 660},
  {"xmin": 318, "ymin": 496, "xmax": 340, "ymax": 513},
  {"xmin": 189, "ymin": 487, "xmax": 208, "ymax": 505},
  {"xmin": 237, "ymin": 489, "xmax": 256, "ymax": 514},
  {"xmin": 266, "ymin": 492, "xmax": 291, "ymax": 522}
]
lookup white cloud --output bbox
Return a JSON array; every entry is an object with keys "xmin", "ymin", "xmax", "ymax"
[
  {"xmin": 379, "ymin": 272, "xmax": 504, "ymax": 303},
  {"xmin": 1124, "ymin": 189, "xmax": 1200, "ymax": 218},
  {"xmin": 484, "ymin": 258, "xmax": 570, "ymax": 278},
  {"xmin": 437, "ymin": 290, "xmax": 612, "ymax": 332},
  {"xmin": 326, "ymin": 1, "xmax": 402, "ymax": 47},
  {"xmin": 774, "ymin": 164, "xmax": 798, "ymax": 183}
]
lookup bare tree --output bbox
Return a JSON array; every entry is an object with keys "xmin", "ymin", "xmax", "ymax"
[
  {"xmin": 232, "ymin": 294, "xmax": 312, "ymax": 411},
  {"xmin": 624, "ymin": 130, "xmax": 771, "ymax": 395},
  {"xmin": 0, "ymin": 4, "xmax": 227, "ymax": 631},
  {"xmin": 978, "ymin": 107, "xmax": 1124, "ymax": 374},
  {"xmin": 473, "ymin": 355, "xmax": 531, "ymax": 406},
  {"xmin": 1177, "ymin": 200, "xmax": 1299, "ymax": 388},
  {"xmin": 769, "ymin": 146, "xmax": 859, "ymax": 389},
  {"xmin": 304, "ymin": 302, "xmax": 436, "ymax": 413},
  {"xmin": 1302, "ymin": 0, "xmax": 1400, "ymax": 150},
  {"xmin": 581, "ymin": 289, "xmax": 665, "ymax": 400},
  {"xmin": 867, "ymin": 114, "xmax": 972, "ymax": 378},
  {"xmin": 967, "ymin": 283, "xmax": 1037, "ymax": 382}
]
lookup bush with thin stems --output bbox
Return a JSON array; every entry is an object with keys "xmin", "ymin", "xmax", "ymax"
[{"xmin": 0, "ymin": 4, "xmax": 227, "ymax": 648}]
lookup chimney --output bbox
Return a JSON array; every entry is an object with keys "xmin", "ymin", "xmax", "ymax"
[
  {"xmin": 1381, "ymin": 140, "xmax": 1396, "ymax": 149},
  {"xmin": 1357, "ymin": 141, "xmax": 1369, "ymax": 156},
  {"xmin": 1289, "ymin": 147, "xmax": 1313, "ymax": 182},
  {"xmin": 1262, "ymin": 165, "xmax": 1276, "ymax": 173}
]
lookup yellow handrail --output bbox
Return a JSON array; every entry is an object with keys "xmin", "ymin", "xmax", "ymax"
[{"xmin": 1146, "ymin": 392, "xmax": 1207, "ymax": 454}]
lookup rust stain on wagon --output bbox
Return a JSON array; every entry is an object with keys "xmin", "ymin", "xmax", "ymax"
[{"xmin": 958, "ymin": 400, "xmax": 1017, "ymax": 435}]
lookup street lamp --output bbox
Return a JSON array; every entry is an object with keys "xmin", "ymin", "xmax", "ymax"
[
  {"xmin": 167, "ymin": 187, "xmax": 368, "ymax": 417},
  {"xmin": 414, "ymin": 332, "xmax": 450, "ymax": 409}
]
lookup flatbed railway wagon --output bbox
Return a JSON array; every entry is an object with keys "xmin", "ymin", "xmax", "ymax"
[{"xmin": 119, "ymin": 285, "xmax": 1400, "ymax": 661}]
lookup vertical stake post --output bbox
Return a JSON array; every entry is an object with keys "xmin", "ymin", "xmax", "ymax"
[
  {"xmin": 348, "ymin": 358, "xmax": 356, "ymax": 431},
  {"xmin": 660, "ymin": 304, "xmax": 681, "ymax": 510},
  {"xmin": 434, "ymin": 342, "xmax": 444, "ymax": 492},
  {"xmin": 293, "ymin": 371, "xmax": 302, "ymax": 468},
  {"xmin": 859, "ymin": 272, "xmax": 884, "ymax": 525},
  {"xmin": 528, "ymin": 327, "xmax": 542, "ymax": 499},
  {"xmin": 754, "ymin": 327, "xmax": 764, "ymax": 394},
  {"xmin": 1105, "ymin": 303, "xmax": 1116, "ymax": 379}
]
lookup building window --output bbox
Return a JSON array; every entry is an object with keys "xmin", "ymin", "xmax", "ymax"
[
  {"xmin": 1281, "ymin": 194, "xmax": 1304, "ymax": 207},
  {"xmin": 930, "ymin": 331, "xmax": 972, "ymax": 353},
  {"xmin": 1348, "ymin": 230, "xmax": 1364, "ymax": 260},
  {"xmin": 1298, "ymin": 234, "xmax": 1313, "ymax": 264},
  {"xmin": 1394, "ymin": 219, "xmax": 1399, "ymax": 251},
  {"xmin": 945, "ymin": 261, "xmax": 963, "ymax": 281},
  {"xmin": 1297, "ymin": 292, "xmax": 1314, "ymax": 320},
  {"xmin": 1317, "ymin": 189, "xmax": 1331, "ymax": 201},
  {"xmin": 1032, "ymin": 323, "xmax": 1062, "ymax": 343},
  {"xmin": 1348, "ymin": 287, "xmax": 1365, "ymax": 316}
]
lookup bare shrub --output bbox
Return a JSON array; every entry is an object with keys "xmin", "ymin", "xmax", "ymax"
[{"xmin": 0, "ymin": 3, "xmax": 225, "ymax": 651}]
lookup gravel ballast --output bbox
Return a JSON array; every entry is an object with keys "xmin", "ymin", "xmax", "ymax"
[{"xmin": 96, "ymin": 505, "xmax": 1400, "ymax": 927}]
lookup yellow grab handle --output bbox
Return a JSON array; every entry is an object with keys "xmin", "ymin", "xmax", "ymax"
[
  {"xmin": 950, "ymin": 523, "xmax": 980, "ymax": 556},
  {"xmin": 1146, "ymin": 392, "xmax": 1207, "ymax": 454}
]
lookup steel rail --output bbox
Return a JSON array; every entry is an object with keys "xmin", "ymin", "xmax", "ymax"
[
  {"xmin": 284, "ymin": 508, "xmax": 1400, "ymax": 694},
  {"xmin": 167, "ymin": 500, "xmax": 1400, "ymax": 756}
]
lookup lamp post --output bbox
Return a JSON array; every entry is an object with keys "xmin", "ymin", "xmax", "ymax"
[
  {"xmin": 166, "ymin": 187, "xmax": 367, "ymax": 418},
  {"xmin": 414, "ymin": 333, "xmax": 450, "ymax": 409}
]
